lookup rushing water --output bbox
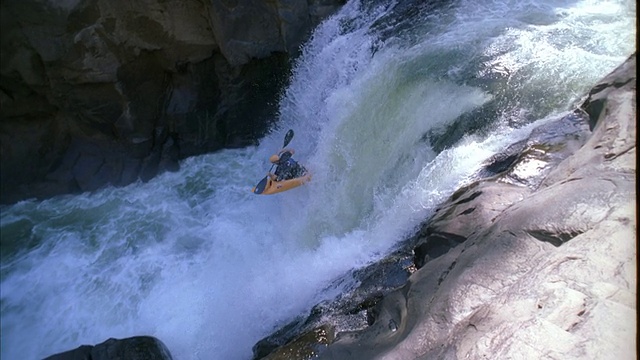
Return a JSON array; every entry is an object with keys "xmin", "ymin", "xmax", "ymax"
[{"xmin": 0, "ymin": 0, "xmax": 635, "ymax": 359}]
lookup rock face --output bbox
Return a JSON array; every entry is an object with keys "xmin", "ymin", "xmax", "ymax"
[
  {"xmin": 44, "ymin": 336, "xmax": 173, "ymax": 360},
  {"xmin": 0, "ymin": 0, "xmax": 345, "ymax": 204},
  {"xmin": 255, "ymin": 53, "xmax": 636, "ymax": 359}
]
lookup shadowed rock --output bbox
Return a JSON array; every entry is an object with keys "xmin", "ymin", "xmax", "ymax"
[
  {"xmin": 44, "ymin": 336, "xmax": 173, "ymax": 360},
  {"xmin": 0, "ymin": 0, "xmax": 346, "ymax": 204}
]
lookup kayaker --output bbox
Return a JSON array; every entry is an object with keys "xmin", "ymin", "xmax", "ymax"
[{"xmin": 269, "ymin": 148, "xmax": 307, "ymax": 181}]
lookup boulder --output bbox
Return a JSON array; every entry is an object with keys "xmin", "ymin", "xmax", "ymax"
[{"xmin": 44, "ymin": 336, "xmax": 173, "ymax": 360}]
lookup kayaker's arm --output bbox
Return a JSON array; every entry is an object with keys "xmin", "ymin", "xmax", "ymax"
[{"xmin": 277, "ymin": 149, "xmax": 294, "ymax": 163}]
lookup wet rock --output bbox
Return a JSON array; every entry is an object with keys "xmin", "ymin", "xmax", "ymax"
[
  {"xmin": 43, "ymin": 336, "xmax": 173, "ymax": 360},
  {"xmin": 252, "ymin": 249, "xmax": 415, "ymax": 360},
  {"xmin": 478, "ymin": 110, "xmax": 591, "ymax": 189},
  {"xmin": 260, "ymin": 324, "xmax": 336, "ymax": 360}
]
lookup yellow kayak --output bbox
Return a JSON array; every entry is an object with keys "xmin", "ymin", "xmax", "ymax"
[
  {"xmin": 253, "ymin": 129, "xmax": 311, "ymax": 195},
  {"xmin": 253, "ymin": 173, "xmax": 312, "ymax": 195}
]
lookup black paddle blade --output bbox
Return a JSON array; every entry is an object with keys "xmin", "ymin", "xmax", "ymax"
[
  {"xmin": 283, "ymin": 129, "xmax": 294, "ymax": 147},
  {"xmin": 253, "ymin": 176, "xmax": 269, "ymax": 194}
]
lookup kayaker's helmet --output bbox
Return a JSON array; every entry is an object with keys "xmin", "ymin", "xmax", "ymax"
[{"xmin": 269, "ymin": 154, "xmax": 280, "ymax": 164}]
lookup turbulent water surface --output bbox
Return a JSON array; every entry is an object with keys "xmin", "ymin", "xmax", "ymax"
[{"xmin": 0, "ymin": 0, "xmax": 635, "ymax": 359}]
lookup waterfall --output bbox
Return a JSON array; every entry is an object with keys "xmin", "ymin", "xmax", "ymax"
[{"xmin": 0, "ymin": 0, "xmax": 635, "ymax": 359}]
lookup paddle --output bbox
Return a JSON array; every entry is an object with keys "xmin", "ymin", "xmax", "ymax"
[
  {"xmin": 252, "ymin": 129, "xmax": 294, "ymax": 194},
  {"xmin": 283, "ymin": 129, "xmax": 294, "ymax": 148},
  {"xmin": 268, "ymin": 129, "xmax": 294, "ymax": 172}
]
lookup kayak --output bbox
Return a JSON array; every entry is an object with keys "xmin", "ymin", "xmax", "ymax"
[
  {"xmin": 253, "ymin": 128, "xmax": 312, "ymax": 195},
  {"xmin": 253, "ymin": 173, "xmax": 312, "ymax": 195}
]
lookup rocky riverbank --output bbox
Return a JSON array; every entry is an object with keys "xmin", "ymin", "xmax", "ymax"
[
  {"xmin": 252, "ymin": 53, "xmax": 637, "ymax": 360},
  {"xmin": 0, "ymin": 0, "xmax": 345, "ymax": 204}
]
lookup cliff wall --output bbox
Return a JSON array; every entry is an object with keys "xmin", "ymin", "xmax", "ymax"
[{"xmin": 0, "ymin": 0, "xmax": 344, "ymax": 204}]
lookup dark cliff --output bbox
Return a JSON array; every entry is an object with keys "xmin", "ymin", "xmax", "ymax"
[{"xmin": 0, "ymin": 0, "xmax": 345, "ymax": 204}]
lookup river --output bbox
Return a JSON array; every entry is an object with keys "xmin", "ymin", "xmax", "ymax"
[{"xmin": 0, "ymin": 0, "xmax": 635, "ymax": 359}]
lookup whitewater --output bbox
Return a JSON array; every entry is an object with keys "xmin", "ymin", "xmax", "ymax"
[{"xmin": 0, "ymin": 0, "xmax": 635, "ymax": 359}]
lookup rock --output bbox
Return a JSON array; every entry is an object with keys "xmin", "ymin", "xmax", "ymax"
[
  {"xmin": 252, "ymin": 250, "xmax": 416, "ymax": 360},
  {"xmin": 261, "ymin": 324, "xmax": 336, "ymax": 360},
  {"xmin": 541, "ymin": 53, "xmax": 636, "ymax": 187},
  {"xmin": 44, "ymin": 336, "xmax": 173, "ymax": 360},
  {"xmin": 255, "ymin": 53, "xmax": 636, "ymax": 359},
  {"xmin": 0, "ymin": 0, "xmax": 345, "ymax": 204},
  {"xmin": 412, "ymin": 181, "xmax": 530, "ymax": 269}
]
